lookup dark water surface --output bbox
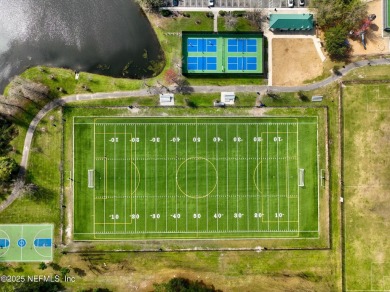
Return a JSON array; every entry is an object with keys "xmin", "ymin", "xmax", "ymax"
[{"xmin": 0, "ymin": 0, "xmax": 163, "ymax": 92}]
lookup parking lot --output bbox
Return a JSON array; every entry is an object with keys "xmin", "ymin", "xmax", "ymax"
[{"xmin": 171, "ymin": 0, "xmax": 309, "ymax": 8}]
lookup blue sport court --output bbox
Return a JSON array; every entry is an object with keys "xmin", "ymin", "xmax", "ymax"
[
  {"xmin": 187, "ymin": 57, "xmax": 217, "ymax": 71},
  {"xmin": 227, "ymin": 57, "xmax": 257, "ymax": 71},
  {"xmin": 227, "ymin": 39, "xmax": 257, "ymax": 53},
  {"xmin": 187, "ymin": 38, "xmax": 217, "ymax": 52},
  {"xmin": 182, "ymin": 32, "xmax": 263, "ymax": 74}
]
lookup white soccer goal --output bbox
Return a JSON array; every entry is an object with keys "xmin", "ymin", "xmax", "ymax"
[
  {"xmin": 88, "ymin": 169, "xmax": 94, "ymax": 188},
  {"xmin": 299, "ymin": 169, "xmax": 305, "ymax": 187}
]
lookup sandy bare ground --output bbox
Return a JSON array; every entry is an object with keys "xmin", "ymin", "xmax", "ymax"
[
  {"xmin": 349, "ymin": 0, "xmax": 389, "ymax": 55},
  {"xmin": 272, "ymin": 38, "xmax": 323, "ymax": 86}
]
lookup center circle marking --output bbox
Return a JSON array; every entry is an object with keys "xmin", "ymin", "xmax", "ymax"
[
  {"xmin": 18, "ymin": 239, "xmax": 26, "ymax": 248},
  {"xmin": 176, "ymin": 157, "xmax": 218, "ymax": 199}
]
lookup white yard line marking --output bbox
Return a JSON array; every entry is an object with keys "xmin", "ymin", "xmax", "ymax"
[
  {"xmin": 134, "ymin": 125, "xmax": 137, "ymax": 231},
  {"xmin": 104, "ymin": 124, "xmax": 106, "ymax": 233},
  {"xmin": 125, "ymin": 125, "xmax": 127, "ymax": 233},
  {"xmin": 297, "ymin": 121, "xmax": 300, "ymax": 233},
  {"xmin": 175, "ymin": 124, "xmax": 178, "ymax": 232},
  {"xmin": 287, "ymin": 124, "xmax": 290, "ymax": 231},
  {"xmin": 267, "ymin": 124, "xmax": 269, "ymax": 231},
  {"xmin": 206, "ymin": 123, "xmax": 209, "ymax": 232},
  {"xmin": 277, "ymin": 124, "xmax": 280, "ymax": 231},
  {"xmin": 186, "ymin": 124, "xmax": 188, "ymax": 232},
  {"xmin": 226, "ymin": 125, "xmax": 229, "ymax": 230},
  {"xmin": 154, "ymin": 124, "xmax": 158, "ymax": 232},
  {"xmin": 144, "ymin": 125, "xmax": 147, "ymax": 232},
  {"xmin": 246, "ymin": 124, "xmax": 249, "ymax": 231},
  {"xmin": 114, "ymin": 125, "xmax": 117, "ymax": 233},
  {"xmin": 236, "ymin": 124, "xmax": 239, "ymax": 231},
  {"xmin": 166, "ymin": 124, "xmax": 168, "ymax": 232},
  {"xmin": 216, "ymin": 124, "xmax": 219, "ymax": 232}
]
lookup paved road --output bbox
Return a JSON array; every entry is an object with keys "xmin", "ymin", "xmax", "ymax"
[{"xmin": 0, "ymin": 57, "xmax": 389, "ymax": 212}]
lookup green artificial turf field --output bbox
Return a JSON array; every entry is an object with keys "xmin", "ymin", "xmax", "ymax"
[{"xmin": 73, "ymin": 117, "xmax": 319, "ymax": 240}]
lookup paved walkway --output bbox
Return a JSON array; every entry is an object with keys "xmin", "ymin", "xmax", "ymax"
[{"xmin": 1, "ymin": 58, "xmax": 390, "ymax": 212}]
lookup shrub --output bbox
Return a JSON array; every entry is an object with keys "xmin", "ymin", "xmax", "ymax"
[
  {"xmin": 219, "ymin": 10, "xmax": 227, "ymax": 16},
  {"xmin": 161, "ymin": 10, "xmax": 172, "ymax": 17},
  {"xmin": 232, "ymin": 11, "xmax": 245, "ymax": 17}
]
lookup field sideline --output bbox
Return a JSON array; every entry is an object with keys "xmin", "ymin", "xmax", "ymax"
[{"xmin": 73, "ymin": 116, "xmax": 320, "ymax": 240}]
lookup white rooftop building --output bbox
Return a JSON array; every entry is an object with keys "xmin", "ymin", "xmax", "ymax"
[
  {"xmin": 221, "ymin": 92, "xmax": 235, "ymax": 105},
  {"xmin": 159, "ymin": 93, "xmax": 174, "ymax": 106}
]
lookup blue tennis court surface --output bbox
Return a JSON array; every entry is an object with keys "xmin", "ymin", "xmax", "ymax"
[
  {"xmin": 228, "ymin": 57, "xmax": 257, "ymax": 71},
  {"xmin": 188, "ymin": 38, "xmax": 217, "ymax": 52},
  {"xmin": 188, "ymin": 57, "xmax": 217, "ymax": 70},
  {"xmin": 228, "ymin": 39, "xmax": 257, "ymax": 53},
  {"xmin": 182, "ymin": 32, "xmax": 263, "ymax": 74},
  {"xmin": 0, "ymin": 239, "xmax": 10, "ymax": 248},
  {"xmin": 34, "ymin": 238, "xmax": 52, "ymax": 247}
]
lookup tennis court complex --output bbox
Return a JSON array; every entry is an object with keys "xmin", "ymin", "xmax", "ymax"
[
  {"xmin": 73, "ymin": 117, "xmax": 319, "ymax": 240},
  {"xmin": 182, "ymin": 32, "xmax": 263, "ymax": 74},
  {"xmin": 0, "ymin": 224, "xmax": 53, "ymax": 262}
]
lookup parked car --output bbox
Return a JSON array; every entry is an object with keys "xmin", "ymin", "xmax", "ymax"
[
  {"xmin": 299, "ymin": 0, "xmax": 305, "ymax": 6},
  {"xmin": 208, "ymin": 0, "xmax": 214, "ymax": 6},
  {"xmin": 288, "ymin": 0, "xmax": 294, "ymax": 7},
  {"xmin": 173, "ymin": 0, "xmax": 178, "ymax": 6}
]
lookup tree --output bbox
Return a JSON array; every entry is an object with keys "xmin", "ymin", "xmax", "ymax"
[
  {"xmin": 164, "ymin": 69, "xmax": 179, "ymax": 85},
  {"xmin": 14, "ymin": 281, "xmax": 64, "ymax": 292},
  {"xmin": 60, "ymin": 267, "xmax": 70, "ymax": 280},
  {"xmin": 153, "ymin": 277, "xmax": 222, "ymax": 292},
  {"xmin": 38, "ymin": 262, "xmax": 47, "ymax": 270},
  {"xmin": 0, "ymin": 156, "xmax": 18, "ymax": 182},
  {"xmin": 311, "ymin": 0, "xmax": 367, "ymax": 30},
  {"xmin": 225, "ymin": 14, "xmax": 238, "ymax": 30},
  {"xmin": 136, "ymin": 0, "xmax": 165, "ymax": 11},
  {"xmin": 325, "ymin": 25, "xmax": 350, "ymax": 60}
]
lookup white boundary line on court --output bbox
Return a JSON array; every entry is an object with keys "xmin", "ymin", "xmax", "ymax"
[
  {"xmin": 124, "ymin": 125, "xmax": 127, "ymax": 233},
  {"xmin": 165, "ymin": 124, "xmax": 168, "ymax": 232}
]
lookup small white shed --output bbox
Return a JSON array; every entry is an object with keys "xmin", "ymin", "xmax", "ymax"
[
  {"xmin": 221, "ymin": 92, "xmax": 235, "ymax": 105},
  {"xmin": 159, "ymin": 93, "xmax": 174, "ymax": 106}
]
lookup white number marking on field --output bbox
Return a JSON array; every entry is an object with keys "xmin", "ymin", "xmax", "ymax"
[
  {"xmin": 254, "ymin": 213, "xmax": 264, "ymax": 218},
  {"xmin": 192, "ymin": 137, "xmax": 201, "ymax": 142},
  {"xmin": 213, "ymin": 213, "xmax": 223, "ymax": 218},
  {"xmin": 130, "ymin": 214, "xmax": 140, "ymax": 219},
  {"xmin": 151, "ymin": 213, "xmax": 160, "ymax": 219},
  {"xmin": 150, "ymin": 137, "xmax": 160, "ymax": 143},
  {"xmin": 234, "ymin": 213, "xmax": 244, "ymax": 218},
  {"xmin": 213, "ymin": 137, "xmax": 222, "ymax": 142},
  {"xmin": 109, "ymin": 138, "xmax": 119, "ymax": 143},
  {"xmin": 171, "ymin": 137, "xmax": 180, "ymax": 142},
  {"xmin": 110, "ymin": 214, "xmax": 119, "ymax": 219},
  {"xmin": 273, "ymin": 137, "xmax": 283, "ymax": 142},
  {"xmin": 233, "ymin": 137, "xmax": 242, "ymax": 142},
  {"xmin": 275, "ymin": 213, "xmax": 284, "ymax": 218},
  {"xmin": 253, "ymin": 137, "xmax": 262, "ymax": 142},
  {"xmin": 193, "ymin": 213, "xmax": 201, "ymax": 219},
  {"xmin": 130, "ymin": 137, "xmax": 140, "ymax": 142},
  {"xmin": 171, "ymin": 213, "xmax": 181, "ymax": 219}
]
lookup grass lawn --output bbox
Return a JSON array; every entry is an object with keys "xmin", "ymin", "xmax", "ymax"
[{"xmin": 342, "ymin": 82, "xmax": 390, "ymax": 290}]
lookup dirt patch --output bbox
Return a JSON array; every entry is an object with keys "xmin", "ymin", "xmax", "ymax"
[
  {"xmin": 349, "ymin": 0, "xmax": 389, "ymax": 55},
  {"xmin": 272, "ymin": 38, "xmax": 323, "ymax": 86}
]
